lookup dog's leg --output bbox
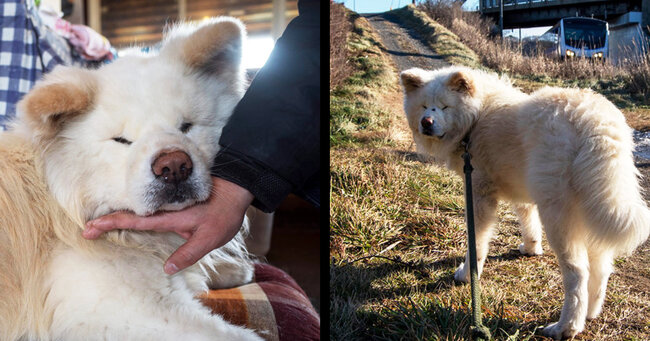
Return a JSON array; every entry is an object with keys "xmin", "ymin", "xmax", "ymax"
[
  {"xmin": 538, "ymin": 202, "xmax": 589, "ymax": 340},
  {"xmin": 200, "ymin": 233, "xmax": 255, "ymax": 290},
  {"xmin": 586, "ymin": 249, "xmax": 614, "ymax": 320},
  {"xmin": 512, "ymin": 203, "xmax": 543, "ymax": 256},
  {"xmin": 454, "ymin": 193, "xmax": 497, "ymax": 283}
]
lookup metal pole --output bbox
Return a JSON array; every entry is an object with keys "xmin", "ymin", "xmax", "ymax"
[{"xmin": 499, "ymin": 0, "xmax": 504, "ymax": 38}]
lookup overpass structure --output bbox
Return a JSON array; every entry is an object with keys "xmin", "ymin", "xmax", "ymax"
[
  {"xmin": 479, "ymin": 0, "xmax": 650, "ymax": 63},
  {"xmin": 480, "ymin": 0, "xmax": 647, "ymax": 29}
]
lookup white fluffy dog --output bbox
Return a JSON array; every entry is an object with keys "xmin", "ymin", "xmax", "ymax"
[
  {"xmin": 0, "ymin": 18, "xmax": 262, "ymax": 340},
  {"xmin": 400, "ymin": 66, "xmax": 650, "ymax": 339}
]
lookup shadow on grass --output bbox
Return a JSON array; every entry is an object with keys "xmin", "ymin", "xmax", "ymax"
[
  {"xmin": 357, "ymin": 301, "xmax": 546, "ymax": 341},
  {"xmin": 331, "ymin": 248, "xmax": 555, "ymax": 339},
  {"xmin": 392, "ymin": 149, "xmax": 427, "ymax": 162},
  {"xmin": 331, "ymin": 252, "xmax": 548, "ymax": 303},
  {"xmin": 384, "ymin": 49, "xmax": 444, "ymax": 60},
  {"xmin": 331, "ymin": 254, "xmax": 547, "ymax": 340},
  {"xmin": 489, "ymin": 248, "xmax": 530, "ymax": 262},
  {"xmin": 331, "ymin": 256, "xmax": 462, "ymax": 301}
]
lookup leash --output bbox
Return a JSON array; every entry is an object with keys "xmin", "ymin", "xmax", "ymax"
[{"xmin": 461, "ymin": 135, "xmax": 491, "ymax": 341}]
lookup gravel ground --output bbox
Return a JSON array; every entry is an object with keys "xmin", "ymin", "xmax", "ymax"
[{"xmin": 362, "ymin": 13, "xmax": 449, "ymax": 72}]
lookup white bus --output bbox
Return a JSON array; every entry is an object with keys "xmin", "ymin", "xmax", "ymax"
[{"xmin": 539, "ymin": 17, "xmax": 609, "ymax": 60}]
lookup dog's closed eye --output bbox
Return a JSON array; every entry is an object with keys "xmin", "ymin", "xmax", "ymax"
[
  {"xmin": 112, "ymin": 136, "xmax": 132, "ymax": 145},
  {"xmin": 180, "ymin": 122, "xmax": 193, "ymax": 133}
]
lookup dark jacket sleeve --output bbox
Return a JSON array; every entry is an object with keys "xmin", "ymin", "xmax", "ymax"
[{"xmin": 211, "ymin": 0, "xmax": 320, "ymax": 213}]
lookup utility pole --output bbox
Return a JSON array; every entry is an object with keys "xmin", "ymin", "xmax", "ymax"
[{"xmin": 500, "ymin": 0, "xmax": 504, "ymax": 37}]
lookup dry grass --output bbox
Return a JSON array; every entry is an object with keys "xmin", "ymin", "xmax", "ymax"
[
  {"xmin": 330, "ymin": 2, "xmax": 353, "ymax": 89},
  {"xmin": 627, "ymin": 52, "xmax": 650, "ymax": 100},
  {"xmin": 329, "ymin": 7, "xmax": 400, "ymax": 147},
  {"xmin": 330, "ymin": 4, "xmax": 650, "ymax": 340}
]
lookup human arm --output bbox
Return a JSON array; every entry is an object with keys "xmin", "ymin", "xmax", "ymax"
[{"xmin": 211, "ymin": 0, "xmax": 321, "ymax": 213}]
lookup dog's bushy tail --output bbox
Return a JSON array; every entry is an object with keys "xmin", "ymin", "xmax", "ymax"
[{"xmin": 572, "ymin": 121, "xmax": 650, "ymax": 255}]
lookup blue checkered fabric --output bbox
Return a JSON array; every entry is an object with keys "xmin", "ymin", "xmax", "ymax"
[{"xmin": 0, "ymin": 0, "xmax": 82, "ymax": 130}]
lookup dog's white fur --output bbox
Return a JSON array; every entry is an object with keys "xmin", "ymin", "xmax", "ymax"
[
  {"xmin": 0, "ymin": 18, "xmax": 262, "ymax": 340},
  {"xmin": 401, "ymin": 66, "xmax": 650, "ymax": 339}
]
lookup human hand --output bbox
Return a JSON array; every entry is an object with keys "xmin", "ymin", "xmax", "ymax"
[{"xmin": 83, "ymin": 177, "xmax": 254, "ymax": 275}]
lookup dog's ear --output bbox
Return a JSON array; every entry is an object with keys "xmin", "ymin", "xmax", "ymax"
[
  {"xmin": 161, "ymin": 18, "xmax": 244, "ymax": 74},
  {"xmin": 446, "ymin": 71, "xmax": 475, "ymax": 96},
  {"xmin": 17, "ymin": 66, "xmax": 96, "ymax": 141},
  {"xmin": 400, "ymin": 68, "xmax": 425, "ymax": 93}
]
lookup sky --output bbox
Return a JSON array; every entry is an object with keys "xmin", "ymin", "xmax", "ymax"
[
  {"xmin": 337, "ymin": 0, "xmax": 478, "ymax": 14},
  {"xmin": 337, "ymin": 0, "xmax": 550, "ymax": 38}
]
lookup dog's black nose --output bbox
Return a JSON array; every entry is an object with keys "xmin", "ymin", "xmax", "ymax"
[{"xmin": 421, "ymin": 116, "xmax": 433, "ymax": 129}]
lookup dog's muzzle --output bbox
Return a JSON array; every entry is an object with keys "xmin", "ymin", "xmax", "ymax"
[{"xmin": 421, "ymin": 116, "xmax": 434, "ymax": 136}]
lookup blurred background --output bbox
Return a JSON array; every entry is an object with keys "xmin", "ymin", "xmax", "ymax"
[{"xmin": 49, "ymin": 0, "xmax": 298, "ymax": 69}]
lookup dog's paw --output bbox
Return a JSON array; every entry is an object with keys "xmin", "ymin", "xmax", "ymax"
[
  {"xmin": 541, "ymin": 321, "xmax": 582, "ymax": 340},
  {"xmin": 586, "ymin": 304, "xmax": 603, "ymax": 320},
  {"xmin": 205, "ymin": 261, "xmax": 254, "ymax": 289},
  {"xmin": 519, "ymin": 242, "xmax": 543, "ymax": 256},
  {"xmin": 454, "ymin": 262, "xmax": 470, "ymax": 283}
]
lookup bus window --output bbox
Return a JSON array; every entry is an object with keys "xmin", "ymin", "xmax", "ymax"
[{"xmin": 563, "ymin": 18, "xmax": 607, "ymax": 49}]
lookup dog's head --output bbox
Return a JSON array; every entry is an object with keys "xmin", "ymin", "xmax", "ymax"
[
  {"xmin": 14, "ymin": 18, "xmax": 245, "ymax": 221},
  {"xmin": 400, "ymin": 66, "xmax": 481, "ymax": 156}
]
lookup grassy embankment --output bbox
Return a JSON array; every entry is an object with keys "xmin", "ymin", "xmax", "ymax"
[{"xmin": 330, "ymin": 2, "xmax": 650, "ymax": 340}]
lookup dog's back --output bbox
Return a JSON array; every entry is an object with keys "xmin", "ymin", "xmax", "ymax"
[{"xmin": 522, "ymin": 87, "xmax": 650, "ymax": 254}]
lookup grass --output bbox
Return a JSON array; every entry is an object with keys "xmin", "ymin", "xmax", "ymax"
[
  {"xmin": 330, "ymin": 2, "xmax": 353, "ymax": 89},
  {"xmin": 329, "ymin": 5, "xmax": 398, "ymax": 148},
  {"xmin": 330, "ymin": 2, "xmax": 650, "ymax": 340}
]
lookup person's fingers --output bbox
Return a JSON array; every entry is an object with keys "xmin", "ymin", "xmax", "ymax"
[
  {"xmin": 83, "ymin": 210, "xmax": 196, "ymax": 239},
  {"xmin": 164, "ymin": 229, "xmax": 220, "ymax": 274}
]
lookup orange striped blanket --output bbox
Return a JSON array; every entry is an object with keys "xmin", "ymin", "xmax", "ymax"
[{"xmin": 199, "ymin": 263, "xmax": 320, "ymax": 341}]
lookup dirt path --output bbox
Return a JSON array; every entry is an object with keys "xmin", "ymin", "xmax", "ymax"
[
  {"xmin": 361, "ymin": 12, "xmax": 450, "ymax": 148},
  {"xmin": 362, "ymin": 13, "xmax": 449, "ymax": 72}
]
